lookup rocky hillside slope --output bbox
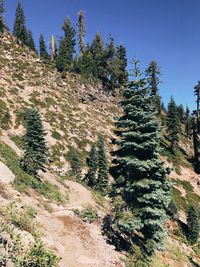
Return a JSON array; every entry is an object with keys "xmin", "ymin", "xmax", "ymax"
[{"xmin": 0, "ymin": 31, "xmax": 200, "ymax": 267}]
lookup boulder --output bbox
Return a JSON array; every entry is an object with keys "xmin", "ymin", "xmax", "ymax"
[{"xmin": 0, "ymin": 161, "xmax": 15, "ymax": 185}]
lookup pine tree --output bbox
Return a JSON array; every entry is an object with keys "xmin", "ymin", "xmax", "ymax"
[
  {"xmin": 111, "ymin": 60, "xmax": 171, "ymax": 253},
  {"xmin": 26, "ymin": 29, "xmax": 36, "ymax": 52},
  {"xmin": 77, "ymin": 10, "xmax": 86, "ymax": 55},
  {"xmin": 0, "ymin": 0, "xmax": 4, "ymax": 33},
  {"xmin": 177, "ymin": 104, "xmax": 185, "ymax": 124},
  {"xmin": 187, "ymin": 205, "xmax": 199, "ymax": 244},
  {"xmin": 116, "ymin": 44, "xmax": 128, "ymax": 86},
  {"xmin": 70, "ymin": 150, "xmax": 82, "ymax": 177},
  {"xmin": 56, "ymin": 17, "xmax": 76, "ymax": 72},
  {"xmin": 97, "ymin": 135, "xmax": 109, "ymax": 193},
  {"xmin": 21, "ymin": 109, "xmax": 48, "ymax": 175},
  {"xmin": 86, "ymin": 144, "xmax": 98, "ymax": 187},
  {"xmin": 106, "ymin": 36, "xmax": 121, "ymax": 89},
  {"xmin": 145, "ymin": 61, "xmax": 161, "ymax": 114},
  {"xmin": 75, "ymin": 44, "xmax": 94, "ymax": 78},
  {"xmin": 167, "ymin": 97, "xmax": 180, "ymax": 150},
  {"xmin": 13, "ymin": 0, "xmax": 27, "ymax": 44},
  {"xmin": 185, "ymin": 106, "xmax": 192, "ymax": 137},
  {"xmin": 39, "ymin": 34, "xmax": 49, "ymax": 60},
  {"xmin": 91, "ymin": 33, "xmax": 107, "ymax": 83}
]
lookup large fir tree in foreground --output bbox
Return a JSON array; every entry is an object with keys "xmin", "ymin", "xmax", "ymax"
[
  {"xmin": 111, "ymin": 60, "xmax": 171, "ymax": 254},
  {"xmin": 21, "ymin": 109, "xmax": 48, "ymax": 175}
]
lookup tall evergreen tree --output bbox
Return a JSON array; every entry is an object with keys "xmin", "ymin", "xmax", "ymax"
[
  {"xmin": 193, "ymin": 82, "xmax": 200, "ymax": 173},
  {"xmin": 13, "ymin": 0, "xmax": 27, "ymax": 44},
  {"xmin": 91, "ymin": 33, "xmax": 107, "ymax": 83},
  {"xmin": 111, "ymin": 60, "xmax": 171, "ymax": 253},
  {"xmin": 116, "ymin": 44, "xmax": 128, "ymax": 86},
  {"xmin": 77, "ymin": 10, "xmax": 86, "ymax": 55},
  {"xmin": 187, "ymin": 205, "xmax": 199, "ymax": 244},
  {"xmin": 21, "ymin": 109, "xmax": 48, "ymax": 175},
  {"xmin": 26, "ymin": 29, "xmax": 36, "ymax": 52},
  {"xmin": 177, "ymin": 104, "xmax": 185, "ymax": 124},
  {"xmin": 69, "ymin": 149, "xmax": 82, "ymax": 177},
  {"xmin": 145, "ymin": 61, "xmax": 161, "ymax": 114},
  {"xmin": 0, "ymin": 0, "xmax": 4, "ymax": 33},
  {"xmin": 39, "ymin": 34, "xmax": 49, "ymax": 60},
  {"xmin": 97, "ymin": 135, "xmax": 109, "ymax": 193},
  {"xmin": 106, "ymin": 36, "xmax": 121, "ymax": 89},
  {"xmin": 185, "ymin": 106, "xmax": 192, "ymax": 137},
  {"xmin": 167, "ymin": 97, "xmax": 180, "ymax": 150},
  {"xmin": 75, "ymin": 44, "xmax": 94, "ymax": 78},
  {"xmin": 85, "ymin": 144, "xmax": 98, "ymax": 187},
  {"xmin": 56, "ymin": 17, "xmax": 76, "ymax": 72}
]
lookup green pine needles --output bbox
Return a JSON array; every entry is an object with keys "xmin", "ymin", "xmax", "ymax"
[
  {"xmin": 111, "ymin": 61, "xmax": 171, "ymax": 254},
  {"xmin": 21, "ymin": 109, "xmax": 48, "ymax": 176}
]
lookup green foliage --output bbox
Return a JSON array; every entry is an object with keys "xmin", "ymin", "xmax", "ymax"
[
  {"xmin": 0, "ymin": 0, "xmax": 5, "ymax": 33},
  {"xmin": 69, "ymin": 149, "xmax": 82, "ymax": 177},
  {"xmin": 39, "ymin": 34, "xmax": 49, "ymax": 60},
  {"xmin": 26, "ymin": 29, "xmax": 36, "ymax": 52},
  {"xmin": 187, "ymin": 205, "xmax": 200, "ymax": 244},
  {"xmin": 13, "ymin": 0, "xmax": 27, "ymax": 44},
  {"xmin": 116, "ymin": 44, "xmax": 128, "ymax": 86},
  {"xmin": 56, "ymin": 17, "xmax": 76, "ymax": 72},
  {"xmin": 0, "ymin": 202, "xmax": 36, "ymax": 234},
  {"xmin": 77, "ymin": 10, "xmax": 86, "ymax": 55},
  {"xmin": 20, "ymin": 241, "xmax": 60, "ymax": 266},
  {"xmin": 167, "ymin": 97, "xmax": 180, "ymax": 149},
  {"xmin": 0, "ymin": 219, "xmax": 59, "ymax": 266},
  {"xmin": 0, "ymin": 142, "xmax": 65, "ymax": 202},
  {"xmin": 111, "ymin": 61, "xmax": 171, "ymax": 253},
  {"xmin": 52, "ymin": 131, "xmax": 62, "ymax": 140},
  {"xmin": 167, "ymin": 199, "xmax": 178, "ymax": 219},
  {"xmin": 21, "ymin": 109, "xmax": 48, "ymax": 176},
  {"xmin": 145, "ymin": 61, "xmax": 161, "ymax": 114},
  {"xmin": 85, "ymin": 144, "xmax": 98, "ymax": 187},
  {"xmin": 96, "ymin": 135, "xmax": 109, "ymax": 193},
  {"xmin": 74, "ymin": 206, "xmax": 98, "ymax": 223}
]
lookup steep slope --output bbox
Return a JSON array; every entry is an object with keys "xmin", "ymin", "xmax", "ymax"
[
  {"xmin": 0, "ymin": 32, "xmax": 120, "ymax": 175},
  {"xmin": 1, "ymin": 31, "xmax": 200, "ymax": 267}
]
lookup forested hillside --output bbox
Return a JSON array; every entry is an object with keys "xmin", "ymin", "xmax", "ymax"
[{"xmin": 1, "ymin": 1, "xmax": 200, "ymax": 267}]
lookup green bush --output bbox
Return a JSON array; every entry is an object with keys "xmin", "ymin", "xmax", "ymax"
[
  {"xmin": 52, "ymin": 131, "xmax": 62, "ymax": 140},
  {"xmin": 74, "ymin": 206, "xmax": 98, "ymax": 223},
  {"xmin": 0, "ymin": 142, "xmax": 66, "ymax": 203}
]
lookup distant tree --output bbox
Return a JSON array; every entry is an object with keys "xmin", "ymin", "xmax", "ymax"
[
  {"xmin": 75, "ymin": 44, "xmax": 94, "ymax": 78},
  {"xmin": 177, "ymin": 104, "xmax": 185, "ymax": 124},
  {"xmin": 13, "ymin": 0, "xmax": 27, "ymax": 44},
  {"xmin": 91, "ymin": 33, "xmax": 107, "ymax": 83},
  {"xmin": 39, "ymin": 34, "xmax": 49, "ymax": 60},
  {"xmin": 86, "ymin": 144, "xmax": 98, "ymax": 187},
  {"xmin": 21, "ymin": 109, "xmax": 48, "ymax": 175},
  {"xmin": 185, "ymin": 106, "xmax": 192, "ymax": 137},
  {"xmin": 77, "ymin": 10, "xmax": 86, "ymax": 55},
  {"xmin": 0, "ymin": 0, "xmax": 5, "ymax": 33},
  {"xmin": 187, "ymin": 205, "xmax": 199, "ymax": 244},
  {"xmin": 97, "ymin": 135, "xmax": 109, "ymax": 193},
  {"xmin": 116, "ymin": 44, "xmax": 128, "ymax": 86},
  {"xmin": 106, "ymin": 36, "xmax": 121, "ymax": 89},
  {"xmin": 26, "ymin": 29, "xmax": 36, "ymax": 52},
  {"xmin": 167, "ymin": 97, "xmax": 180, "ymax": 150},
  {"xmin": 69, "ymin": 150, "xmax": 82, "ymax": 177},
  {"xmin": 146, "ymin": 61, "xmax": 161, "ymax": 114},
  {"xmin": 56, "ymin": 17, "xmax": 76, "ymax": 72}
]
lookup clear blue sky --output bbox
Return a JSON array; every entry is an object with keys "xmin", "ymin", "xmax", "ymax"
[{"xmin": 3, "ymin": 0, "xmax": 200, "ymax": 110}]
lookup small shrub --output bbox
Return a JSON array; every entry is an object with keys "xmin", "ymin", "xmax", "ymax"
[
  {"xmin": 74, "ymin": 206, "xmax": 98, "ymax": 223},
  {"xmin": 52, "ymin": 131, "xmax": 62, "ymax": 140}
]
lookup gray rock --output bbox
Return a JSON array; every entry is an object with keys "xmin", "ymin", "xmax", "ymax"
[{"xmin": 0, "ymin": 161, "xmax": 15, "ymax": 185}]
